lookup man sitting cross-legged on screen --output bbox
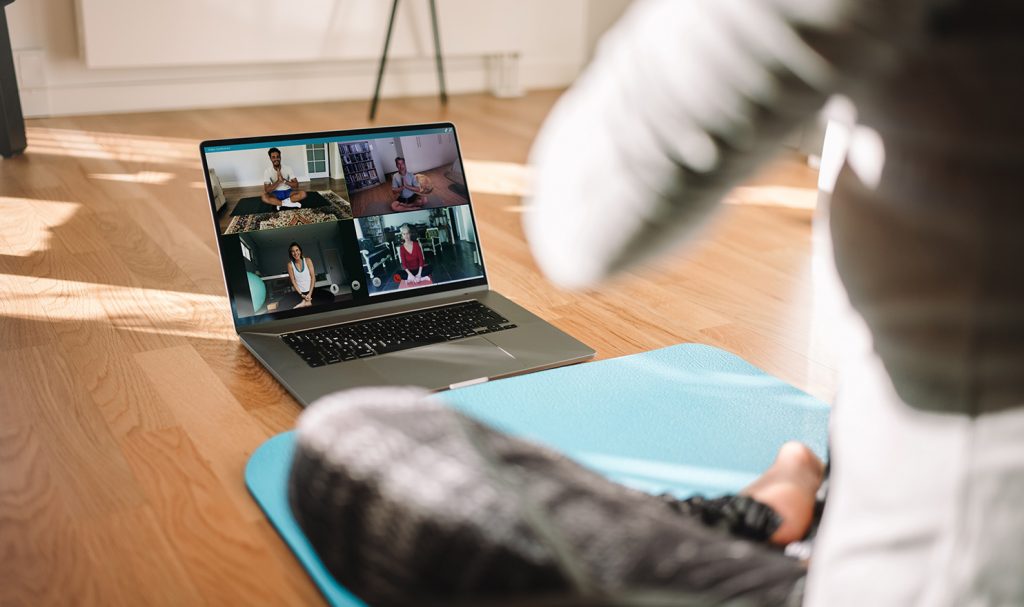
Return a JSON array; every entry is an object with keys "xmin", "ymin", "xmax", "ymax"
[
  {"xmin": 261, "ymin": 147, "xmax": 307, "ymax": 210},
  {"xmin": 390, "ymin": 157, "xmax": 426, "ymax": 212}
]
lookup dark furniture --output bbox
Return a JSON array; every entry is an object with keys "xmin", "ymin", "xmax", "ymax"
[
  {"xmin": 0, "ymin": 0, "xmax": 26, "ymax": 158},
  {"xmin": 338, "ymin": 141, "xmax": 380, "ymax": 191}
]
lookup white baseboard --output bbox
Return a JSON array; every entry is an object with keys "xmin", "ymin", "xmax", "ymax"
[
  {"xmin": 19, "ymin": 89, "xmax": 53, "ymax": 118},
  {"xmin": 21, "ymin": 57, "xmax": 581, "ymax": 118}
]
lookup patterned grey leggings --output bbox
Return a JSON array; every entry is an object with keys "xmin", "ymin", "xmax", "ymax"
[{"xmin": 288, "ymin": 388, "xmax": 808, "ymax": 607}]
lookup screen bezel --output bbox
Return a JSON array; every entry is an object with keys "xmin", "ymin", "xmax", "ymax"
[{"xmin": 200, "ymin": 122, "xmax": 490, "ymax": 330}]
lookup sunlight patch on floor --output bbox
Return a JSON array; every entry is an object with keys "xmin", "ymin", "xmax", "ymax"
[
  {"xmin": 462, "ymin": 159, "xmax": 532, "ymax": 198},
  {"xmin": 0, "ymin": 196, "xmax": 81, "ymax": 256},
  {"xmin": 26, "ymin": 127, "xmax": 199, "ymax": 167},
  {"xmin": 457, "ymin": 161, "xmax": 816, "ymax": 212},
  {"xmin": 0, "ymin": 272, "xmax": 235, "ymax": 340},
  {"xmin": 89, "ymin": 171, "xmax": 177, "ymax": 185},
  {"xmin": 724, "ymin": 185, "xmax": 818, "ymax": 210},
  {"xmin": 499, "ymin": 183, "xmax": 818, "ymax": 214}
]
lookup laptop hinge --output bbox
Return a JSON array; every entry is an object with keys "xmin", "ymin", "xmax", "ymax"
[{"xmin": 238, "ymin": 284, "xmax": 491, "ymax": 336}]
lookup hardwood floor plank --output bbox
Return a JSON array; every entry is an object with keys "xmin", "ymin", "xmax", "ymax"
[
  {"xmin": 189, "ymin": 337, "xmax": 294, "ymax": 411},
  {"xmin": 120, "ymin": 427, "xmax": 298, "ymax": 604},
  {"xmin": 79, "ymin": 506, "xmax": 204, "ymax": 607},
  {"xmin": 16, "ymin": 186, "xmax": 115, "ymax": 256},
  {"xmin": 0, "ymin": 347, "xmax": 145, "ymax": 520},
  {"xmin": 0, "ymin": 194, "xmax": 83, "ymax": 257},
  {"xmin": 53, "ymin": 320, "xmax": 178, "ymax": 438},
  {"xmin": 0, "ymin": 424, "xmax": 104, "ymax": 606},
  {"xmin": 247, "ymin": 402, "xmax": 305, "ymax": 437},
  {"xmin": 134, "ymin": 344, "xmax": 275, "ymax": 521},
  {"xmin": 0, "ymin": 240, "xmax": 61, "ymax": 351},
  {"xmin": 86, "ymin": 253, "xmax": 196, "ymax": 354}
]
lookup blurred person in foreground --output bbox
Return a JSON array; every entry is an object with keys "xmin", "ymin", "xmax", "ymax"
[{"xmin": 527, "ymin": 0, "xmax": 1024, "ymax": 605}]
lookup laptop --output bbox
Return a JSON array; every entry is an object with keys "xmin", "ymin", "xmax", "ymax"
[{"xmin": 200, "ymin": 122, "xmax": 594, "ymax": 406}]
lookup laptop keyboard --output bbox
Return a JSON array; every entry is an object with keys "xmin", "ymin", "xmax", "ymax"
[{"xmin": 282, "ymin": 300, "xmax": 518, "ymax": 367}]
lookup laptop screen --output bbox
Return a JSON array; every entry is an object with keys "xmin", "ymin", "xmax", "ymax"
[{"xmin": 200, "ymin": 123, "xmax": 487, "ymax": 327}]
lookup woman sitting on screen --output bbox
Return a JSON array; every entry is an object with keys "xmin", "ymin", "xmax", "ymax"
[
  {"xmin": 399, "ymin": 224, "xmax": 432, "ymax": 284},
  {"xmin": 287, "ymin": 242, "xmax": 316, "ymax": 308}
]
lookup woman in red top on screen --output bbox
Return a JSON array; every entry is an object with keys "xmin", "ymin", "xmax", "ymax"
[{"xmin": 398, "ymin": 223, "xmax": 432, "ymax": 284}]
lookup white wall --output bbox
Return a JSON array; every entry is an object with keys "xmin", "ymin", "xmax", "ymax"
[
  {"xmin": 205, "ymin": 145, "xmax": 309, "ymax": 188},
  {"xmin": 328, "ymin": 142, "xmax": 344, "ymax": 180},
  {"xmin": 7, "ymin": 0, "xmax": 592, "ymax": 117},
  {"xmin": 77, "ymin": 0, "xmax": 520, "ymax": 69},
  {"xmin": 585, "ymin": 0, "xmax": 634, "ymax": 61},
  {"xmin": 399, "ymin": 132, "xmax": 458, "ymax": 173},
  {"xmin": 374, "ymin": 138, "xmax": 401, "ymax": 176}
]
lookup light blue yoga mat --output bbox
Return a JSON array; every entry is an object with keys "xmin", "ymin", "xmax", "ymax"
[{"xmin": 245, "ymin": 344, "xmax": 830, "ymax": 607}]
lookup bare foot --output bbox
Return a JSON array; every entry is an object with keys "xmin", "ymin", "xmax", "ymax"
[{"xmin": 742, "ymin": 441, "xmax": 824, "ymax": 545}]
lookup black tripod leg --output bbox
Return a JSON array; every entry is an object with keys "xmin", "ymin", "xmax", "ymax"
[
  {"xmin": 428, "ymin": 0, "xmax": 447, "ymax": 106},
  {"xmin": 369, "ymin": 0, "xmax": 401, "ymax": 121}
]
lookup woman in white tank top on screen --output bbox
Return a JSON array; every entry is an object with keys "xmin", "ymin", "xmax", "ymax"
[{"xmin": 287, "ymin": 242, "xmax": 315, "ymax": 309}]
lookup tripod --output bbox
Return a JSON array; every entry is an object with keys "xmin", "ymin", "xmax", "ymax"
[{"xmin": 369, "ymin": 0, "xmax": 448, "ymax": 121}]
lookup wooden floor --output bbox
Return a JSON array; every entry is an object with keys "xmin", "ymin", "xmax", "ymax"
[{"xmin": 0, "ymin": 90, "xmax": 836, "ymax": 605}]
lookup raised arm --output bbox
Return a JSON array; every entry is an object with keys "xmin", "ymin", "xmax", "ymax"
[{"xmin": 525, "ymin": 0, "xmax": 924, "ymax": 288}]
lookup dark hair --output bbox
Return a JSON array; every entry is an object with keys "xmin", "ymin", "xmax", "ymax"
[
  {"xmin": 395, "ymin": 156, "xmax": 405, "ymax": 164},
  {"xmin": 268, "ymin": 147, "xmax": 281, "ymax": 157},
  {"xmin": 287, "ymin": 242, "xmax": 302, "ymax": 262}
]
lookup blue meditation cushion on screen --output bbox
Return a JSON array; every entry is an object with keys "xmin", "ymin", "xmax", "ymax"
[{"xmin": 246, "ymin": 271, "xmax": 267, "ymax": 312}]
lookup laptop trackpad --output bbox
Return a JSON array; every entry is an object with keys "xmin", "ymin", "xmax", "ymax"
[{"xmin": 364, "ymin": 337, "xmax": 521, "ymax": 387}]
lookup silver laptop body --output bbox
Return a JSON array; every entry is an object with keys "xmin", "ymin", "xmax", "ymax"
[{"xmin": 200, "ymin": 122, "xmax": 593, "ymax": 406}]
